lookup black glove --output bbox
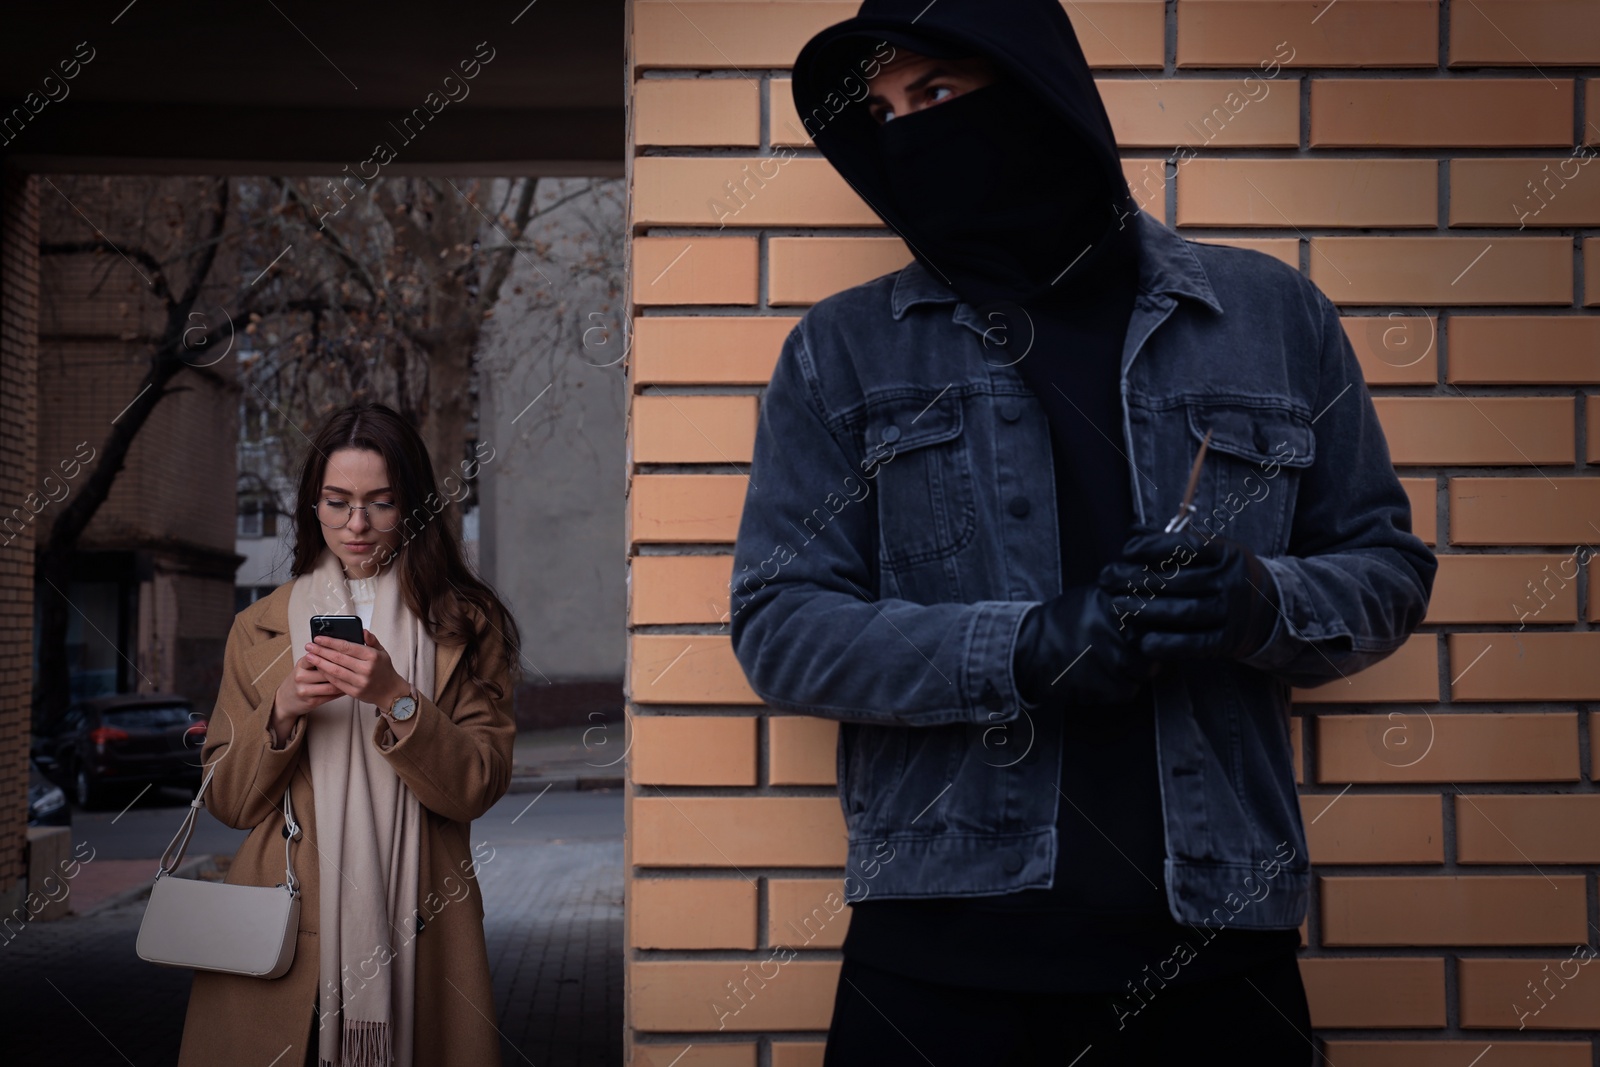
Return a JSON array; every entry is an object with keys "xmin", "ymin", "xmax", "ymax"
[
  {"xmin": 1097, "ymin": 523, "xmax": 1282, "ymax": 664},
  {"xmin": 1011, "ymin": 584, "xmax": 1153, "ymax": 708}
]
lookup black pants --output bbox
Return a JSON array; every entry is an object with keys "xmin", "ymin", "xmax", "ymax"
[{"xmin": 822, "ymin": 950, "xmax": 1314, "ymax": 1067}]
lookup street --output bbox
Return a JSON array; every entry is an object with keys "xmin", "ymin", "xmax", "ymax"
[{"xmin": 2, "ymin": 788, "xmax": 624, "ymax": 1066}]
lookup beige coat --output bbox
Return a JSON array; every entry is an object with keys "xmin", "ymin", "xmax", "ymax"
[{"xmin": 176, "ymin": 581, "xmax": 516, "ymax": 1067}]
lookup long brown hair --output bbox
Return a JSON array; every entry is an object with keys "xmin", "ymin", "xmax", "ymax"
[{"xmin": 289, "ymin": 402, "xmax": 520, "ymax": 700}]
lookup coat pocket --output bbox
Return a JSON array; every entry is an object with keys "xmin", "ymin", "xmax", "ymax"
[
  {"xmin": 1177, "ymin": 396, "xmax": 1315, "ymax": 555},
  {"xmin": 861, "ymin": 391, "xmax": 976, "ymax": 571}
]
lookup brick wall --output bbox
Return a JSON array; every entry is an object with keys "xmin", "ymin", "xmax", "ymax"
[
  {"xmin": 624, "ymin": 2, "xmax": 1600, "ymax": 1062},
  {"xmin": 1, "ymin": 170, "xmax": 40, "ymax": 910}
]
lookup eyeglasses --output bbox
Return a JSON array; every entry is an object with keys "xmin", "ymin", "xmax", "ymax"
[{"xmin": 315, "ymin": 498, "xmax": 400, "ymax": 532}]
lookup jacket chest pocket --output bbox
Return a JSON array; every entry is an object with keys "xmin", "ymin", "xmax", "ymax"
[
  {"xmin": 1172, "ymin": 398, "xmax": 1316, "ymax": 555},
  {"xmin": 862, "ymin": 393, "xmax": 977, "ymax": 570}
]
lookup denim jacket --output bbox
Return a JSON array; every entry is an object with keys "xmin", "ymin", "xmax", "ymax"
[{"xmin": 727, "ymin": 209, "xmax": 1437, "ymax": 928}]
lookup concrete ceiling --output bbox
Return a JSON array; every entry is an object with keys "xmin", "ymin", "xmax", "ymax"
[{"xmin": 0, "ymin": 0, "xmax": 624, "ymax": 175}]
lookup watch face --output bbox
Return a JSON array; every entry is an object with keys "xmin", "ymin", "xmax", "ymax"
[{"xmin": 391, "ymin": 695, "xmax": 418, "ymax": 721}]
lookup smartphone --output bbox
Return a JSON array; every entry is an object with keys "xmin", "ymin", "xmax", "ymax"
[{"xmin": 310, "ymin": 615, "xmax": 365, "ymax": 644}]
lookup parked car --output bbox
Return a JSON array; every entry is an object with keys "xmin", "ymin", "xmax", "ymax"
[
  {"xmin": 31, "ymin": 693, "xmax": 207, "ymax": 810},
  {"xmin": 28, "ymin": 761, "xmax": 70, "ymax": 827}
]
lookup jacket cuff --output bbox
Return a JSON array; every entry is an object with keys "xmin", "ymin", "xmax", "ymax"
[
  {"xmin": 1236, "ymin": 556, "xmax": 1298, "ymax": 672},
  {"xmin": 968, "ymin": 600, "xmax": 1039, "ymax": 723}
]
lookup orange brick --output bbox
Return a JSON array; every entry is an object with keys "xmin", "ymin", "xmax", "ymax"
[
  {"xmin": 768, "ymin": 80, "xmax": 812, "ymax": 149},
  {"xmin": 1308, "ymin": 237, "xmax": 1572, "ymax": 305},
  {"xmin": 1450, "ymin": 477, "xmax": 1600, "ymax": 545},
  {"xmin": 631, "ymin": 633, "xmax": 757, "ymax": 704},
  {"xmin": 1322, "ymin": 1041, "xmax": 1591, "ymax": 1067},
  {"xmin": 631, "ymin": 715, "xmax": 758, "ymax": 786},
  {"xmin": 634, "ymin": 1044, "xmax": 757, "ymax": 1067},
  {"xmin": 768, "ymin": 716, "xmax": 838, "ymax": 786},
  {"xmin": 633, "ymin": 157, "xmax": 878, "ymax": 228},
  {"xmin": 1460, "ymin": 956, "xmax": 1600, "ymax": 1029},
  {"xmin": 637, "ymin": 2, "xmax": 1163, "ymax": 72},
  {"xmin": 1099, "ymin": 78, "xmax": 1301, "ymax": 148},
  {"xmin": 631, "ymin": 959, "xmax": 839, "ymax": 1032},
  {"xmin": 767, "ymin": 237, "xmax": 909, "ymax": 305},
  {"xmin": 1457, "ymin": 793, "xmax": 1600, "ymax": 864},
  {"xmin": 632, "ymin": 797, "xmax": 847, "ymax": 867},
  {"xmin": 1343, "ymin": 315, "xmax": 1438, "ymax": 385},
  {"xmin": 1426, "ymin": 552, "xmax": 1579, "ymax": 625},
  {"xmin": 1122, "ymin": 158, "xmax": 1169, "ymax": 221},
  {"xmin": 767, "ymin": 878, "xmax": 851, "ymax": 949},
  {"xmin": 1588, "ymin": 236, "xmax": 1600, "ymax": 306},
  {"xmin": 1062, "ymin": 0, "xmax": 1168, "ymax": 69},
  {"xmin": 631, "ymin": 554, "xmax": 734, "ymax": 626},
  {"xmin": 1589, "ymin": 395, "xmax": 1600, "ymax": 462},
  {"xmin": 1321, "ymin": 875, "xmax": 1586, "ymax": 945},
  {"xmin": 1290, "ymin": 633, "xmax": 1439, "ymax": 704},
  {"xmin": 634, "ymin": 78, "xmax": 761, "ymax": 147},
  {"xmin": 1290, "ymin": 716, "xmax": 1303, "ymax": 784},
  {"xmin": 1177, "ymin": 0, "xmax": 1438, "ymax": 67},
  {"xmin": 1299, "ymin": 792, "xmax": 1442, "ymax": 864},
  {"xmin": 1373, "ymin": 397, "xmax": 1575, "ymax": 466},
  {"xmin": 629, "ymin": 474, "xmax": 745, "ymax": 544},
  {"xmin": 1452, "ymin": 157, "xmax": 1600, "ymax": 228},
  {"xmin": 630, "ymin": 877, "xmax": 759, "ymax": 949},
  {"xmin": 633, "ymin": 394, "xmax": 758, "ymax": 465},
  {"xmin": 1311, "ymin": 80, "xmax": 1574, "ymax": 147},
  {"xmin": 634, "ymin": 3, "xmax": 853, "ymax": 69},
  {"xmin": 1449, "ymin": 632, "xmax": 1600, "ymax": 701},
  {"xmin": 1446, "ymin": 316, "xmax": 1600, "ymax": 384},
  {"xmin": 1450, "ymin": 0, "xmax": 1600, "ymax": 65},
  {"xmin": 632, "ymin": 316, "xmax": 796, "ymax": 388},
  {"xmin": 1316, "ymin": 712, "xmax": 1579, "ymax": 783},
  {"xmin": 771, "ymin": 1045, "xmax": 826, "ymax": 1067},
  {"xmin": 1178, "ymin": 158, "xmax": 1437, "ymax": 228},
  {"xmin": 1300, "ymin": 957, "xmax": 1446, "ymax": 1028},
  {"xmin": 633, "ymin": 237, "xmax": 759, "ymax": 306},
  {"xmin": 1188, "ymin": 236, "xmax": 1298, "ymax": 266},
  {"xmin": 1400, "ymin": 477, "xmax": 1436, "ymax": 545}
]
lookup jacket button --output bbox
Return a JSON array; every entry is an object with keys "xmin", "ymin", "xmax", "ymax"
[
  {"xmin": 1002, "ymin": 851, "xmax": 1024, "ymax": 873},
  {"xmin": 880, "ymin": 425, "xmax": 901, "ymax": 443},
  {"xmin": 1008, "ymin": 495, "xmax": 1031, "ymax": 518},
  {"xmin": 999, "ymin": 404, "xmax": 1021, "ymax": 422}
]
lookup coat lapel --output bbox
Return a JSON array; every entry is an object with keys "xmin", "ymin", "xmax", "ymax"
[{"xmin": 252, "ymin": 581, "xmax": 466, "ymax": 703}]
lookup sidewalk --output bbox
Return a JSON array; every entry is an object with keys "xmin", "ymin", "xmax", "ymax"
[{"xmin": 47, "ymin": 725, "xmax": 623, "ymax": 921}]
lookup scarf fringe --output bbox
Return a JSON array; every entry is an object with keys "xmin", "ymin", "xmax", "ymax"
[{"xmin": 320, "ymin": 1018, "xmax": 391, "ymax": 1067}]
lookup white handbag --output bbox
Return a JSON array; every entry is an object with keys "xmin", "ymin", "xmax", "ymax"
[{"xmin": 136, "ymin": 761, "xmax": 303, "ymax": 979}]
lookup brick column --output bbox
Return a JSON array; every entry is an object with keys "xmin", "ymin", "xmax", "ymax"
[
  {"xmin": 624, "ymin": 1, "xmax": 1600, "ymax": 1061},
  {"xmin": 0, "ymin": 168, "xmax": 40, "ymax": 916}
]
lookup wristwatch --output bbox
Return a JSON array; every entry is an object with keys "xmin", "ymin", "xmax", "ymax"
[{"xmin": 387, "ymin": 691, "xmax": 418, "ymax": 722}]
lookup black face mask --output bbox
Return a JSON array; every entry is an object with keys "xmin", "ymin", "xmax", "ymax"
[{"xmin": 876, "ymin": 77, "xmax": 1133, "ymax": 306}]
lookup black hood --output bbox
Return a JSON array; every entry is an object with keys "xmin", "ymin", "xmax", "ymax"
[{"xmin": 792, "ymin": 0, "xmax": 1138, "ymax": 305}]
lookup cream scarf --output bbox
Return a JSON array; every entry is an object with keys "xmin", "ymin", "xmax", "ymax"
[{"xmin": 288, "ymin": 550, "xmax": 433, "ymax": 1067}]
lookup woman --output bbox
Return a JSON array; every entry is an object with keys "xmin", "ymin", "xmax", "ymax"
[{"xmin": 178, "ymin": 402, "xmax": 519, "ymax": 1067}]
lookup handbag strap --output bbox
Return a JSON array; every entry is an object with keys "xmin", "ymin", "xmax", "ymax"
[{"xmin": 157, "ymin": 755, "xmax": 301, "ymax": 896}]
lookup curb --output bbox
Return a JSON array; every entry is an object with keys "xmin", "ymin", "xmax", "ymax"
[
  {"xmin": 75, "ymin": 854, "xmax": 219, "ymax": 918},
  {"xmin": 507, "ymin": 774, "xmax": 624, "ymax": 794}
]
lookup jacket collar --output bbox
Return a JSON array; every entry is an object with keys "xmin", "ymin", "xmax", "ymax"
[
  {"xmin": 248, "ymin": 577, "xmax": 466, "ymax": 702},
  {"xmin": 889, "ymin": 209, "xmax": 1225, "ymax": 320}
]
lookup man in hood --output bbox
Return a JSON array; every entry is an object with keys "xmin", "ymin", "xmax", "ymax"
[{"xmin": 729, "ymin": 0, "xmax": 1436, "ymax": 1062}]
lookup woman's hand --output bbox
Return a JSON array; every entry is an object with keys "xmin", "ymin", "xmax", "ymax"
[
  {"xmin": 271, "ymin": 655, "xmax": 340, "ymax": 745},
  {"xmin": 305, "ymin": 631, "xmax": 411, "ymax": 711}
]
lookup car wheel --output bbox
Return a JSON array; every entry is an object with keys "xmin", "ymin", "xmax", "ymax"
[{"xmin": 74, "ymin": 765, "xmax": 105, "ymax": 810}]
